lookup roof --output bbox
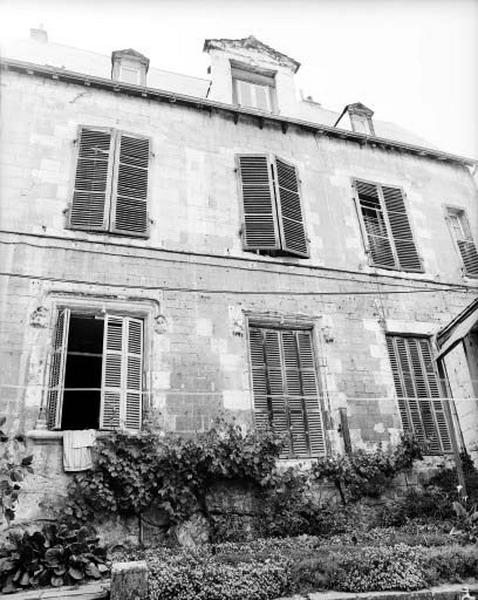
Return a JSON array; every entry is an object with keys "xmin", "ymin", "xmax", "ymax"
[
  {"xmin": 0, "ymin": 36, "xmax": 469, "ymax": 157},
  {"xmin": 436, "ymin": 297, "xmax": 478, "ymax": 358},
  {"xmin": 2, "ymin": 57, "xmax": 475, "ymax": 168},
  {"xmin": 204, "ymin": 35, "xmax": 301, "ymax": 73},
  {"xmin": 111, "ymin": 48, "xmax": 150, "ymax": 68}
]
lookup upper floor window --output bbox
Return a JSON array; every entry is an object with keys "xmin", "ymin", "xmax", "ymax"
[
  {"xmin": 248, "ymin": 324, "xmax": 325, "ymax": 458},
  {"xmin": 47, "ymin": 309, "xmax": 143, "ymax": 431},
  {"xmin": 111, "ymin": 48, "xmax": 149, "ymax": 86},
  {"xmin": 69, "ymin": 127, "xmax": 150, "ymax": 238},
  {"xmin": 354, "ymin": 180, "xmax": 423, "ymax": 272},
  {"xmin": 237, "ymin": 155, "xmax": 309, "ymax": 258},
  {"xmin": 386, "ymin": 334, "xmax": 452, "ymax": 455},
  {"xmin": 446, "ymin": 207, "xmax": 478, "ymax": 277},
  {"xmin": 232, "ymin": 64, "xmax": 276, "ymax": 112}
]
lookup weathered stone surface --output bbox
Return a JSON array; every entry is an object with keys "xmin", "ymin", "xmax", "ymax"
[
  {"xmin": 110, "ymin": 561, "xmax": 148, "ymax": 600},
  {"xmin": 175, "ymin": 512, "xmax": 210, "ymax": 547}
]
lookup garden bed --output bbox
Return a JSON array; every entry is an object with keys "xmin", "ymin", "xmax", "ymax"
[{"xmin": 114, "ymin": 533, "xmax": 478, "ymax": 600}]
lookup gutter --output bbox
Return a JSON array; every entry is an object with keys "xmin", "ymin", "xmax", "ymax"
[{"xmin": 1, "ymin": 57, "xmax": 477, "ymax": 167}]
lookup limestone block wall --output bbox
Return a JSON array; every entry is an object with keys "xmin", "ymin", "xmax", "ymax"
[{"xmin": 0, "ymin": 68, "xmax": 477, "ymax": 522}]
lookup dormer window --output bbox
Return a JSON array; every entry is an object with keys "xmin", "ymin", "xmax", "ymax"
[
  {"xmin": 119, "ymin": 65, "xmax": 141, "ymax": 85},
  {"xmin": 111, "ymin": 48, "xmax": 150, "ymax": 86},
  {"xmin": 334, "ymin": 102, "xmax": 375, "ymax": 136},
  {"xmin": 231, "ymin": 64, "xmax": 276, "ymax": 112}
]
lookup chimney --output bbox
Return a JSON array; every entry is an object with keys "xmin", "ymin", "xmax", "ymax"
[{"xmin": 30, "ymin": 25, "xmax": 48, "ymax": 43}]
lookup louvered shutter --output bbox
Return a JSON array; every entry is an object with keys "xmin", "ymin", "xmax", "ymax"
[
  {"xmin": 46, "ymin": 308, "xmax": 70, "ymax": 429},
  {"xmin": 296, "ymin": 331, "xmax": 325, "ymax": 456},
  {"xmin": 249, "ymin": 326, "xmax": 325, "ymax": 458},
  {"xmin": 448, "ymin": 211, "xmax": 478, "ymax": 277},
  {"xmin": 386, "ymin": 335, "xmax": 451, "ymax": 454},
  {"xmin": 70, "ymin": 128, "xmax": 112, "ymax": 231},
  {"xmin": 124, "ymin": 318, "xmax": 143, "ymax": 430},
  {"xmin": 381, "ymin": 186, "xmax": 422, "ymax": 271},
  {"xmin": 100, "ymin": 315, "xmax": 123, "ymax": 430},
  {"xmin": 355, "ymin": 181, "xmax": 396, "ymax": 268},
  {"xmin": 275, "ymin": 158, "xmax": 309, "ymax": 257},
  {"xmin": 238, "ymin": 156, "xmax": 280, "ymax": 251},
  {"xmin": 112, "ymin": 134, "xmax": 150, "ymax": 237}
]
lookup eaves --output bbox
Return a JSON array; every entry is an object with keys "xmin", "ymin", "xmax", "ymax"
[{"xmin": 1, "ymin": 57, "xmax": 476, "ymax": 168}]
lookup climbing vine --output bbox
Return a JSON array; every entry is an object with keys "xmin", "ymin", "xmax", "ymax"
[
  {"xmin": 63, "ymin": 420, "xmax": 284, "ymax": 524},
  {"xmin": 311, "ymin": 433, "xmax": 423, "ymax": 503}
]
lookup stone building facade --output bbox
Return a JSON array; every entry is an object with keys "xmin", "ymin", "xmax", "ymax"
[{"xmin": 1, "ymin": 31, "xmax": 478, "ymax": 521}]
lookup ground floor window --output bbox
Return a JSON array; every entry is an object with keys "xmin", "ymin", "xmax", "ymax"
[
  {"xmin": 386, "ymin": 334, "xmax": 452, "ymax": 454},
  {"xmin": 46, "ymin": 309, "xmax": 143, "ymax": 431},
  {"xmin": 248, "ymin": 325, "xmax": 325, "ymax": 458}
]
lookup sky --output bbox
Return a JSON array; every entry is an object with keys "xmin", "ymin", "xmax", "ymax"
[{"xmin": 1, "ymin": 0, "xmax": 477, "ymax": 159}]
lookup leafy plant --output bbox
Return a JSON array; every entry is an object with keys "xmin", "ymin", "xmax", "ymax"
[
  {"xmin": 64, "ymin": 420, "xmax": 285, "ymax": 528},
  {"xmin": 0, "ymin": 416, "xmax": 33, "ymax": 524},
  {"xmin": 0, "ymin": 523, "xmax": 108, "ymax": 593},
  {"xmin": 311, "ymin": 434, "xmax": 423, "ymax": 503},
  {"xmin": 451, "ymin": 500, "xmax": 478, "ymax": 543}
]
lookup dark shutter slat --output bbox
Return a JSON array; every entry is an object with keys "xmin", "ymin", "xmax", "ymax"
[
  {"xmin": 275, "ymin": 158, "xmax": 308, "ymax": 257},
  {"xmin": 47, "ymin": 308, "xmax": 70, "ymax": 429},
  {"xmin": 386, "ymin": 335, "xmax": 451, "ymax": 454},
  {"xmin": 458, "ymin": 240, "xmax": 478, "ymax": 276},
  {"xmin": 356, "ymin": 180, "xmax": 396, "ymax": 268},
  {"xmin": 381, "ymin": 186, "xmax": 422, "ymax": 271},
  {"xmin": 112, "ymin": 135, "xmax": 149, "ymax": 237},
  {"xmin": 239, "ymin": 156, "xmax": 279, "ymax": 250},
  {"xmin": 71, "ymin": 129, "xmax": 111, "ymax": 231}
]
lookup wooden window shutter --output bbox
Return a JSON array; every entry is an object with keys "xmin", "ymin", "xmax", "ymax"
[
  {"xmin": 274, "ymin": 158, "xmax": 309, "ymax": 257},
  {"xmin": 112, "ymin": 134, "xmax": 150, "ymax": 237},
  {"xmin": 447, "ymin": 210, "xmax": 478, "ymax": 277},
  {"xmin": 355, "ymin": 180, "xmax": 396, "ymax": 268},
  {"xmin": 386, "ymin": 335, "xmax": 452, "ymax": 454},
  {"xmin": 381, "ymin": 186, "xmax": 422, "ymax": 271},
  {"xmin": 124, "ymin": 318, "xmax": 143, "ymax": 430},
  {"xmin": 238, "ymin": 156, "xmax": 280, "ymax": 251},
  {"xmin": 46, "ymin": 308, "xmax": 70, "ymax": 429},
  {"xmin": 296, "ymin": 331, "xmax": 325, "ymax": 456},
  {"xmin": 100, "ymin": 315, "xmax": 123, "ymax": 430},
  {"xmin": 249, "ymin": 326, "xmax": 325, "ymax": 458},
  {"xmin": 70, "ymin": 128, "xmax": 113, "ymax": 231}
]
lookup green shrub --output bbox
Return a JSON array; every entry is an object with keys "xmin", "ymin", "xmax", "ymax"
[
  {"xmin": 331, "ymin": 544, "xmax": 426, "ymax": 592},
  {"xmin": 421, "ymin": 545, "xmax": 478, "ymax": 584},
  {"xmin": 147, "ymin": 548, "xmax": 289, "ymax": 600},
  {"xmin": 0, "ymin": 523, "xmax": 108, "ymax": 594}
]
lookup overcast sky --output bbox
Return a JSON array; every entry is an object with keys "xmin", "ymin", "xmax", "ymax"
[{"xmin": 1, "ymin": 0, "xmax": 477, "ymax": 159}]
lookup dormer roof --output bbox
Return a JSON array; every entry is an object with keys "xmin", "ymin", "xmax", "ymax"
[
  {"xmin": 111, "ymin": 48, "xmax": 150, "ymax": 70},
  {"xmin": 203, "ymin": 35, "xmax": 300, "ymax": 73}
]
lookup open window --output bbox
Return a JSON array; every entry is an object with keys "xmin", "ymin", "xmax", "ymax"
[
  {"xmin": 237, "ymin": 155, "xmax": 309, "ymax": 258},
  {"xmin": 46, "ymin": 310, "xmax": 143, "ymax": 431},
  {"xmin": 354, "ymin": 180, "xmax": 423, "ymax": 272},
  {"xmin": 446, "ymin": 207, "xmax": 478, "ymax": 277}
]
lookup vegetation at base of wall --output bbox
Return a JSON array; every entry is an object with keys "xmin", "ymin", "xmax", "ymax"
[
  {"xmin": 311, "ymin": 433, "xmax": 423, "ymax": 503},
  {"xmin": 115, "ymin": 537, "xmax": 478, "ymax": 599},
  {"xmin": 0, "ymin": 523, "xmax": 109, "ymax": 594},
  {"xmin": 63, "ymin": 420, "xmax": 285, "ymax": 526},
  {"xmin": 0, "ymin": 416, "xmax": 33, "ymax": 525},
  {"xmin": 62, "ymin": 421, "xmax": 423, "ymax": 541}
]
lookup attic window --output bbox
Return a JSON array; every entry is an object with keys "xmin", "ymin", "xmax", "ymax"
[
  {"xmin": 231, "ymin": 64, "xmax": 276, "ymax": 112},
  {"xmin": 111, "ymin": 49, "xmax": 150, "ymax": 86}
]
